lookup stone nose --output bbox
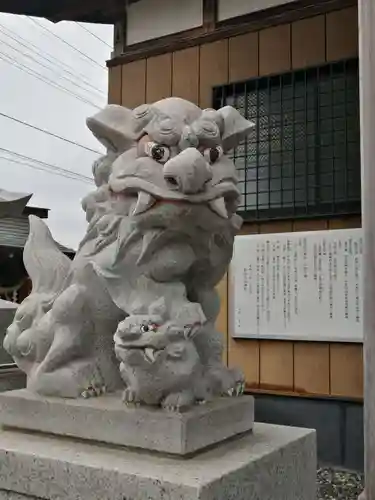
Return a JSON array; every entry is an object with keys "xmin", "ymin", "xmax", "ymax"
[{"xmin": 163, "ymin": 148, "xmax": 212, "ymax": 194}]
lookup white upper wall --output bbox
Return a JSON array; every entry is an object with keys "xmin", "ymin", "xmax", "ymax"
[
  {"xmin": 218, "ymin": 0, "xmax": 297, "ymax": 22},
  {"xmin": 126, "ymin": 0, "xmax": 203, "ymax": 45}
]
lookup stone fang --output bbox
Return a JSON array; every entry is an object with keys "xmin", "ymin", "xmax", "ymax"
[
  {"xmin": 209, "ymin": 197, "xmax": 228, "ymax": 218},
  {"xmin": 132, "ymin": 191, "xmax": 155, "ymax": 215},
  {"xmin": 144, "ymin": 347, "xmax": 156, "ymax": 362}
]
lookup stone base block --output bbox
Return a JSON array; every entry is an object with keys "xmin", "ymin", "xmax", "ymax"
[
  {"xmin": 0, "ymin": 423, "xmax": 316, "ymax": 500},
  {"xmin": 0, "ymin": 390, "xmax": 254, "ymax": 456}
]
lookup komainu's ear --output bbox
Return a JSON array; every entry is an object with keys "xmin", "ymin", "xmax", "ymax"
[
  {"xmin": 86, "ymin": 105, "xmax": 136, "ymax": 153},
  {"xmin": 148, "ymin": 297, "xmax": 167, "ymax": 318},
  {"xmin": 217, "ymin": 105, "xmax": 255, "ymax": 152}
]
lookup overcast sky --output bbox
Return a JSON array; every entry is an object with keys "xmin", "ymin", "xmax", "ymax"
[{"xmin": 0, "ymin": 13, "xmax": 113, "ymax": 250}]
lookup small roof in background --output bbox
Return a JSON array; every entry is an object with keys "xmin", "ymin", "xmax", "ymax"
[
  {"xmin": 0, "ymin": 0, "xmax": 140, "ymax": 23},
  {"xmin": 0, "ymin": 189, "xmax": 32, "ymax": 218},
  {"xmin": 0, "ymin": 189, "xmax": 74, "ymax": 255}
]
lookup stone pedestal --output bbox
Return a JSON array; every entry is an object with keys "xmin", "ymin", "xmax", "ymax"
[
  {"xmin": 0, "ymin": 390, "xmax": 254, "ymax": 456},
  {"xmin": 0, "ymin": 391, "xmax": 317, "ymax": 500}
]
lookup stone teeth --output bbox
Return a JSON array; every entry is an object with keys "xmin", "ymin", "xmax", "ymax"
[
  {"xmin": 132, "ymin": 192, "xmax": 155, "ymax": 216},
  {"xmin": 209, "ymin": 198, "xmax": 228, "ymax": 218},
  {"xmin": 144, "ymin": 347, "xmax": 156, "ymax": 362}
]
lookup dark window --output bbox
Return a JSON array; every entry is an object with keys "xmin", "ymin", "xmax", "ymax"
[{"xmin": 213, "ymin": 59, "xmax": 361, "ymax": 221}]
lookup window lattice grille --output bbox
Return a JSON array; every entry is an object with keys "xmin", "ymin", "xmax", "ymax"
[{"xmin": 213, "ymin": 59, "xmax": 361, "ymax": 220}]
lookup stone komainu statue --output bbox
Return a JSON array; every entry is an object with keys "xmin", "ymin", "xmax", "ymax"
[{"xmin": 3, "ymin": 97, "xmax": 254, "ymax": 411}]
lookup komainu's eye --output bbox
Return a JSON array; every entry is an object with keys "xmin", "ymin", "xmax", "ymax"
[
  {"xmin": 145, "ymin": 142, "xmax": 170, "ymax": 163},
  {"xmin": 203, "ymin": 145, "xmax": 223, "ymax": 165},
  {"xmin": 140, "ymin": 324, "xmax": 149, "ymax": 333}
]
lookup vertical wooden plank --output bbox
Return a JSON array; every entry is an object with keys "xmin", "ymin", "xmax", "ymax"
[
  {"xmin": 199, "ymin": 39, "xmax": 229, "ymax": 108},
  {"xmin": 121, "ymin": 60, "xmax": 146, "ymax": 108},
  {"xmin": 259, "ymin": 24, "xmax": 291, "ymax": 76},
  {"xmin": 326, "ymin": 6, "xmax": 358, "ymax": 62},
  {"xmin": 292, "ymin": 15, "xmax": 326, "ymax": 69},
  {"xmin": 328, "ymin": 216, "xmax": 362, "ymax": 229},
  {"xmin": 229, "ymin": 32, "xmax": 259, "ymax": 82},
  {"xmin": 172, "ymin": 47, "xmax": 200, "ymax": 104},
  {"xmin": 294, "ymin": 342, "xmax": 330, "ymax": 395},
  {"xmin": 259, "ymin": 220, "xmax": 293, "ymax": 234},
  {"xmin": 293, "ymin": 219, "xmax": 328, "ymax": 232},
  {"xmin": 228, "ymin": 338, "xmax": 260, "ymax": 388},
  {"xmin": 108, "ymin": 66, "xmax": 122, "ymax": 104},
  {"xmin": 146, "ymin": 53, "xmax": 172, "ymax": 103},
  {"xmin": 330, "ymin": 344, "xmax": 364, "ymax": 398},
  {"xmin": 215, "ymin": 275, "xmax": 228, "ymax": 366},
  {"xmin": 259, "ymin": 340, "xmax": 294, "ymax": 391},
  {"xmin": 238, "ymin": 223, "xmax": 259, "ymax": 235}
]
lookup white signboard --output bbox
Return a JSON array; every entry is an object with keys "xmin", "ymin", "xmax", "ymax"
[{"xmin": 229, "ymin": 229, "xmax": 363, "ymax": 342}]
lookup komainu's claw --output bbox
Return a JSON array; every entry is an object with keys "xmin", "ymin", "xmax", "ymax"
[
  {"xmin": 161, "ymin": 391, "xmax": 195, "ymax": 412},
  {"xmin": 165, "ymin": 405, "xmax": 177, "ymax": 412},
  {"xmin": 236, "ymin": 381, "xmax": 245, "ymax": 396},
  {"xmin": 122, "ymin": 387, "xmax": 139, "ymax": 405}
]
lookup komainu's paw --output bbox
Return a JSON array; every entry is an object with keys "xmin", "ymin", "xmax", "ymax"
[
  {"xmin": 226, "ymin": 380, "xmax": 245, "ymax": 397},
  {"xmin": 80, "ymin": 364, "xmax": 106, "ymax": 399},
  {"xmin": 223, "ymin": 367, "xmax": 245, "ymax": 397},
  {"xmin": 81, "ymin": 384, "xmax": 106, "ymax": 399},
  {"xmin": 161, "ymin": 391, "xmax": 196, "ymax": 412},
  {"xmin": 206, "ymin": 365, "xmax": 245, "ymax": 398},
  {"xmin": 122, "ymin": 387, "xmax": 140, "ymax": 406}
]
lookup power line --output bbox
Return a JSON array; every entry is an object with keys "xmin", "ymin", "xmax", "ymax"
[
  {"xmin": 0, "ymin": 147, "xmax": 93, "ymax": 183},
  {"xmin": 27, "ymin": 17, "xmax": 106, "ymax": 72},
  {"xmin": 0, "ymin": 35, "xmax": 104, "ymax": 103},
  {"xmin": 76, "ymin": 22, "xmax": 112, "ymax": 49},
  {"xmin": 0, "ymin": 153, "xmax": 93, "ymax": 184},
  {"xmin": 0, "ymin": 50, "xmax": 101, "ymax": 109},
  {"xmin": 0, "ymin": 111, "xmax": 102, "ymax": 155},
  {"xmin": 0, "ymin": 22, "xmax": 107, "ymax": 95},
  {"xmin": 0, "ymin": 155, "xmax": 92, "ymax": 183},
  {"xmin": 0, "ymin": 23, "xmax": 106, "ymax": 98}
]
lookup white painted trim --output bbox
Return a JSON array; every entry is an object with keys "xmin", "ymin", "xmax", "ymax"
[
  {"xmin": 218, "ymin": 0, "xmax": 298, "ymax": 22},
  {"xmin": 126, "ymin": 0, "xmax": 203, "ymax": 46}
]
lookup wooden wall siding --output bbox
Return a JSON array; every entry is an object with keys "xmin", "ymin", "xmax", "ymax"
[
  {"xmin": 330, "ymin": 344, "xmax": 364, "ymax": 398},
  {"xmin": 292, "ymin": 15, "xmax": 326, "ymax": 69},
  {"xmin": 172, "ymin": 47, "xmax": 200, "ymax": 104},
  {"xmin": 199, "ymin": 40, "xmax": 229, "ymax": 108},
  {"xmin": 121, "ymin": 60, "xmax": 146, "ymax": 108},
  {"xmin": 259, "ymin": 24, "xmax": 291, "ymax": 76},
  {"xmin": 112, "ymin": 6, "xmax": 362, "ymax": 399},
  {"xmin": 326, "ymin": 6, "xmax": 359, "ymax": 62},
  {"xmin": 108, "ymin": 66, "xmax": 122, "ymax": 104},
  {"xmin": 116, "ymin": 6, "xmax": 358, "ymax": 107},
  {"xmin": 146, "ymin": 54, "xmax": 172, "ymax": 102},
  {"xmin": 228, "ymin": 32, "xmax": 259, "ymax": 82}
]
